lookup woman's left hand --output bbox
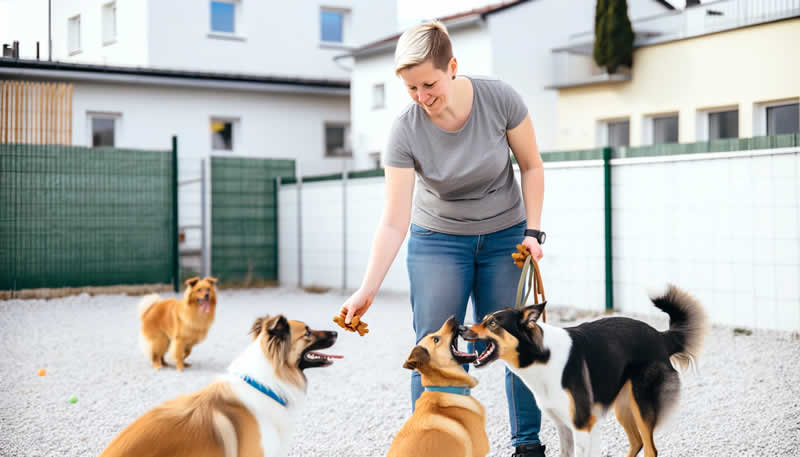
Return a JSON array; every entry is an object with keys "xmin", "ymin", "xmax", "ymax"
[{"xmin": 521, "ymin": 236, "xmax": 543, "ymax": 262}]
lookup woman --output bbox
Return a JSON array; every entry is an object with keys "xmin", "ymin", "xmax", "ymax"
[{"xmin": 339, "ymin": 21, "xmax": 547, "ymax": 457}]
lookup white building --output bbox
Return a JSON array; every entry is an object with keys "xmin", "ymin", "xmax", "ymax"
[
  {"xmin": 2, "ymin": 0, "xmax": 397, "ymax": 175},
  {"xmin": 49, "ymin": 0, "xmax": 395, "ymax": 80},
  {"xmin": 343, "ymin": 0, "xmax": 675, "ymax": 170}
]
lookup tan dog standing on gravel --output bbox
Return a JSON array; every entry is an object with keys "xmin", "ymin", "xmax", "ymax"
[
  {"xmin": 387, "ymin": 317, "xmax": 489, "ymax": 457},
  {"xmin": 138, "ymin": 276, "xmax": 218, "ymax": 371}
]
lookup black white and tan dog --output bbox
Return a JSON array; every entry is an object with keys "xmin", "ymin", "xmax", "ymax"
[
  {"xmin": 462, "ymin": 284, "xmax": 708, "ymax": 457},
  {"xmin": 101, "ymin": 314, "xmax": 340, "ymax": 457},
  {"xmin": 387, "ymin": 317, "xmax": 490, "ymax": 457}
]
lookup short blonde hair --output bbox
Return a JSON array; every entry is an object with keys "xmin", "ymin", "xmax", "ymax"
[{"xmin": 394, "ymin": 21, "xmax": 453, "ymax": 75}]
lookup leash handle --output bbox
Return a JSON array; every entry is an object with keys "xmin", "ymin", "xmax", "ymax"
[{"xmin": 514, "ymin": 254, "xmax": 546, "ymax": 322}]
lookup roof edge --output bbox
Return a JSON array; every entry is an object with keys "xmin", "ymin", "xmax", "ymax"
[{"xmin": 0, "ymin": 58, "xmax": 350, "ymax": 91}]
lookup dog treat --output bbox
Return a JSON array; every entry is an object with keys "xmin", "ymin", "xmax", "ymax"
[
  {"xmin": 333, "ymin": 313, "xmax": 369, "ymax": 336},
  {"xmin": 37, "ymin": 368, "xmax": 46, "ymax": 376},
  {"xmin": 512, "ymin": 244, "xmax": 531, "ymax": 268}
]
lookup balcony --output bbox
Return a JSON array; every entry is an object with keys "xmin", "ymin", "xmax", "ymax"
[{"xmin": 547, "ymin": 0, "xmax": 800, "ymax": 90}]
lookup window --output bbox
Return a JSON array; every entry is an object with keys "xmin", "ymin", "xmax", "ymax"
[
  {"xmin": 320, "ymin": 8, "xmax": 346, "ymax": 43},
  {"xmin": 89, "ymin": 114, "xmax": 118, "ymax": 147},
  {"xmin": 211, "ymin": 0, "xmax": 236, "ymax": 33},
  {"xmin": 68, "ymin": 15, "xmax": 81, "ymax": 54},
  {"xmin": 368, "ymin": 151, "xmax": 381, "ymax": 169},
  {"xmin": 767, "ymin": 103, "xmax": 799, "ymax": 135},
  {"xmin": 102, "ymin": 2, "xmax": 117, "ymax": 45},
  {"xmin": 709, "ymin": 109, "xmax": 738, "ymax": 140},
  {"xmin": 607, "ymin": 120, "xmax": 630, "ymax": 147},
  {"xmin": 372, "ymin": 83, "xmax": 385, "ymax": 110},
  {"xmin": 653, "ymin": 114, "xmax": 679, "ymax": 144},
  {"xmin": 211, "ymin": 119, "xmax": 234, "ymax": 151},
  {"xmin": 325, "ymin": 124, "xmax": 350, "ymax": 157}
]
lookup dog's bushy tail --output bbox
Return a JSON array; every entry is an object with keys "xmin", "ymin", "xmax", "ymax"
[
  {"xmin": 649, "ymin": 284, "xmax": 709, "ymax": 371},
  {"xmin": 137, "ymin": 294, "xmax": 161, "ymax": 320}
]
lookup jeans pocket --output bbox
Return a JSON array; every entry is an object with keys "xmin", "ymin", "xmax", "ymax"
[{"xmin": 409, "ymin": 224, "xmax": 436, "ymax": 236}]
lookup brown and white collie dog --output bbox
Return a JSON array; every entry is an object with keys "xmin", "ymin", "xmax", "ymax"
[
  {"xmin": 101, "ymin": 314, "xmax": 340, "ymax": 457},
  {"xmin": 138, "ymin": 276, "xmax": 218, "ymax": 371},
  {"xmin": 462, "ymin": 284, "xmax": 708, "ymax": 457}
]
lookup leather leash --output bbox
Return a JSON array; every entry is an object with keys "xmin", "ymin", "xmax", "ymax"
[{"xmin": 513, "ymin": 245, "xmax": 547, "ymax": 323}]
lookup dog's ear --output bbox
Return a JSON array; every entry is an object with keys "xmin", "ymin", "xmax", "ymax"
[
  {"xmin": 521, "ymin": 303, "xmax": 546, "ymax": 327},
  {"xmin": 266, "ymin": 315, "xmax": 290, "ymax": 340},
  {"xmin": 402, "ymin": 346, "xmax": 430, "ymax": 371},
  {"xmin": 184, "ymin": 277, "xmax": 201, "ymax": 289},
  {"xmin": 249, "ymin": 316, "xmax": 266, "ymax": 339},
  {"xmin": 204, "ymin": 276, "xmax": 218, "ymax": 284}
]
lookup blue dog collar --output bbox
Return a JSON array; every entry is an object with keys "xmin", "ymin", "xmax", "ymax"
[
  {"xmin": 424, "ymin": 386, "xmax": 471, "ymax": 396},
  {"xmin": 238, "ymin": 374, "xmax": 287, "ymax": 407}
]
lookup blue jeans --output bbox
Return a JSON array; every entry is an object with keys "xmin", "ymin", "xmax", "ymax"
[{"xmin": 407, "ymin": 220, "xmax": 542, "ymax": 447}]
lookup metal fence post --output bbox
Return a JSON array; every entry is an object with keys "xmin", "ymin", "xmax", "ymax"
[
  {"xmin": 172, "ymin": 136, "xmax": 180, "ymax": 292},
  {"xmin": 603, "ymin": 146, "xmax": 613, "ymax": 311},
  {"xmin": 296, "ymin": 161, "xmax": 303, "ymax": 288},
  {"xmin": 342, "ymin": 160, "xmax": 348, "ymax": 290},
  {"xmin": 201, "ymin": 159, "xmax": 210, "ymax": 278},
  {"xmin": 274, "ymin": 176, "xmax": 281, "ymax": 284}
]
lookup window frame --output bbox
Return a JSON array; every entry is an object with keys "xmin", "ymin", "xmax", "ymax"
[
  {"xmin": 319, "ymin": 7, "xmax": 350, "ymax": 46},
  {"xmin": 68, "ymin": 15, "xmax": 82, "ymax": 55},
  {"xmin": 87, "ymin": 112, "xmax": 121, "ymax": 148},
  {"xmin": 753, "ymin": 99, "xmax": 800, "ymax": 136},
  {"xmin": 696, "ymin": 106, "xmax": 739, "ymax": 141},
  {"xmin": 210, "ymin": 117, "xmax": 238, "ymax": 153},
  {"xmin": 102, "ymin": 1, "xmax": 117, "ymax": 46},
  {"xmin": 708, "ymin": 108, "xmax": 739, "ymax": 141},
  {"xmin": 208, "ymin": 0, "xmax": 245, "ymax": 40},
  {"xmin": 596, "ymin": 117, "xmax": 630, "ymax": 147},
  {"xmin": 324, "ymin": 122, "xmax": 351, "ymax": 158},
  {"xmin": 643, "ymin": 112, "xmax": 679, "ymax": 145},
  {"xmin": 372, "ymin": 83, "xmax": 385, "ymax": 110}
]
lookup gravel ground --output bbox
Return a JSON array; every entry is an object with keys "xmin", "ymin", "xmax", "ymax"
[{"xmin": 1, "ymin": 287, "xmax": 799, "ymax": 457}]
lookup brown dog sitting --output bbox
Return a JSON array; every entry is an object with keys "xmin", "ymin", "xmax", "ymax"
[
  {"xmin": 387, "ymin": 317, "xmax": 489, "ymax": 457},
  {"xmin": 137, "ymin": 276, "xmax": 218, "ymax": 371}
]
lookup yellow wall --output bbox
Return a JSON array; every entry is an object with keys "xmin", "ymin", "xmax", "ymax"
[{"xmin": 556, "ymin": 18, "xmax": 800, "ymax": 150}]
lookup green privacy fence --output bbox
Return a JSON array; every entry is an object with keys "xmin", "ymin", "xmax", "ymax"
[
  {"xmin": 540, "ymin": 133, "xmax": 800, "ymax": 162},
  {"xmin": 211, "ymin": 157, "xmax": 295, "ymax": 283},
  {"xmin": 0, "ymin": 143, "xmax": 177, "ymax": 290}
]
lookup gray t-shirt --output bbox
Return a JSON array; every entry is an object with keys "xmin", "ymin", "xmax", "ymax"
[{"xmin": 384, "ymin": 76, "xmax": 528, "ymax": 235}]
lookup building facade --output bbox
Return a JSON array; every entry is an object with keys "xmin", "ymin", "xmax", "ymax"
[
  {"xmin": 551, "ymin": 0, "xmax": 800, "ymax": 149},
  {"xmin": 344, "ymin": 0, "xmax": 674, "ymax": 170}
]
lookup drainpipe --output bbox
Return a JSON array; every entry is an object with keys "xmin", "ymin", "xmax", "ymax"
[{"xmin": 603, "ymin": 147, "xmax": 614, "ymax": 312}]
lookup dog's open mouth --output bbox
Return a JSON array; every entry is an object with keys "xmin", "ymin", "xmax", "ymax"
[
  {"xmin": 303, "ymin": 351, "xmax": 343, "ymax": 366},
  {"xmin": 472, "ymin": 340, "xmax": 498, "ymax": 367},
  {"xmin": 197, "ymin": 299, "xmax": 211, "ymax": 313},
  {"xmin": 450, "ymin": 325, "xmax": 477, "ymax": 364},
  {"xmin": 299, "ymin": 331, "xmax": 340, "ymax": 370}
]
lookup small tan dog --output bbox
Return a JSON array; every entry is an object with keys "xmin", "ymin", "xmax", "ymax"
[
  {"xmin": 138, "ymin": 276, "xmax": 218, "ymax": 371},
  {"xmin": 100, "ymin": 314, "xmax": 340, "ymax": 457},
  {"xmin": 387, "ymin": 317, "xmax": 489, "ymax": 457}
]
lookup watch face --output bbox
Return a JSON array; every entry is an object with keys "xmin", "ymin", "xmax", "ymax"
[{"xmin": 539, "ymin": 232, "xmax": 546, "ymax": 244}]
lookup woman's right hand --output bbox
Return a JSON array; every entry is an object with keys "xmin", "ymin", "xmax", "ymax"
[{"xmin": 339, "ymin": 288, "xmax": 374, "ymax": 325}]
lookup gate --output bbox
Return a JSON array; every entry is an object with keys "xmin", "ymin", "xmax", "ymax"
[{"xmin": 210, "ymin": 157, "xmax": 295, "ymax": 283}]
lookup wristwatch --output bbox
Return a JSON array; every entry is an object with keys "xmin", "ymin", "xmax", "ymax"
[{"xmin": 524, "ymin": 229, "xmax": 546, "ymax": 245}]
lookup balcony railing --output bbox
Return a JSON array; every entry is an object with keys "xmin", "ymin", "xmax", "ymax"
[{"xmin": 548, "ymin": 0, "xmax": 800, "ymax": 89}]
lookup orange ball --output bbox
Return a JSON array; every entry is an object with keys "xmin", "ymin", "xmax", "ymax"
[{"xmin": 37, "ymin": 368, "xmax": 46, "ymax": 376}]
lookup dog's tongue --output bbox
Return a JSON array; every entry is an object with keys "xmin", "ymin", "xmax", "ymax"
[
  {"xmin": 452, "ymin": 348, "xmax": 474, "ymax": 357},
  {"xmin": 200, "ymin": 300, "xmax": 211, "ymax": 313},
  {"xmin": 308, "ymin": 351, "xmax": 343, "ymax": 359}
]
